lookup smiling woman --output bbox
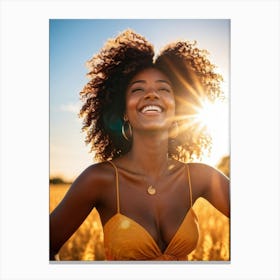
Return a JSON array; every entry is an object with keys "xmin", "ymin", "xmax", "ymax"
[
  {"xmin": 50, "ymin": 29, "xmax": 230, "ymax": 261},
  {"xmin": 125, "ymin": 68, "xmax": 175, "ymax": 135}
]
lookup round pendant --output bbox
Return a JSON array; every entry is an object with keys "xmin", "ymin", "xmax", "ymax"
[{"xmin": 147, "ymin": 185, "xmax": 156, "ymax": 195}]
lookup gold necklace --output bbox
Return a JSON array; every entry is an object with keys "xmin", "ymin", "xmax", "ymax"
[
  {"xmin": 145, "ymin": 159, "xmax": 170, "ymax": 196},
  {"xmin": 147, "ymin": 185, "xmax": 156, "ymax": 195}
]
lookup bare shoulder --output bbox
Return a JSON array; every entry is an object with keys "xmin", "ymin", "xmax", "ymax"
[
  {"xmin": 76, "ymin": 161, "xmax": 115, "ymax": 183},
  {"xmin": 69, "ymin": 161, "xmax": 116, "ymax": 199},
  {"xmin": 186, "ymin": 162, "xmax": 226, "ymax": 177},
  {"xmin": 184, "ymin": 162, "xmax": 229, "ymax": 200}
]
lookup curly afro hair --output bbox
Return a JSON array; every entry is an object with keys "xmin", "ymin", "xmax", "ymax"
[{"xmin": 79, "ymin": 29, "xmax": 224, "ymax": 162}]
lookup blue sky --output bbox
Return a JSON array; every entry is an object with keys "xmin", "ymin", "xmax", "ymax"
[{"xmin": 49, "ymin": 19, "xmax": 230, "ymax": 181}]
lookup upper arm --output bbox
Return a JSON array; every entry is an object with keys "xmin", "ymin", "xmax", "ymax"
[
  {"xmin": 190, "ymin": 163, "xmax": 230, "ymax": 218},
  {"xmin": 49, "ymin": 164, "xmax": 107, "ymax": 256}
]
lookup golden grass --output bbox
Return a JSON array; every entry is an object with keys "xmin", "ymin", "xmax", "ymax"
[
  {"xmin": 188, "ymin": 198, "xmax": 230, "ymax": 261},
  {"xmin": 50, "ymin": 184, "xmax": 229, "ymax": 261}
]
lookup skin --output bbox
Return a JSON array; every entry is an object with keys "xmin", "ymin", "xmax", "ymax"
[{"xmin": 50, "ymin": 68, "xmax": 230, "ymax": 260}]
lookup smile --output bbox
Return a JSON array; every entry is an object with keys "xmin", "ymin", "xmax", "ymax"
[{"xmin": 140, "ymin": 105, "xmax": 163, "ymax": 113}]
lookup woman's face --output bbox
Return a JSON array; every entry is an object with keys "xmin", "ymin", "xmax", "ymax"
[{"xmin": 125, "ymin": 67, "xmax": 175, "ymax": 134}]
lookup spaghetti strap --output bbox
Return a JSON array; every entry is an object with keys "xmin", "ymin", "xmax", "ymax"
[
  {"xmin": 107, "ymin": 161, "xmax": 120, "ymax": 213},
  {"xmin": 186, "ymin": 164, "xmax": 193, "ymax": 207}
]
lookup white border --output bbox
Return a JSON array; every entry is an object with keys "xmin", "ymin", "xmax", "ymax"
[{"xmin": 1, "ymin": 1, "xmax": 279, "ymax": 280}]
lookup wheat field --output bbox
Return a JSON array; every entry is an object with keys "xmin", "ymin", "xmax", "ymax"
[{"xmin": 50, "ymin": 184, "xmax": 229, "ymax": 261}]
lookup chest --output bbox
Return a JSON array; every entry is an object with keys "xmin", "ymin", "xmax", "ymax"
[{"xmin": 100, "ymin": 167, "xmax": 193, "ymax": 252}]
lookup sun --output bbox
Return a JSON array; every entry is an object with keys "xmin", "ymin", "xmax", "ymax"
[
  {"xmin": 196, "ymin": 98, "xmax": 228, "ymax": 135},
  {"xmin": 196, "ymin": 97, "xmax": 229, "ymax": 164},
  {"xmin": 173, "ymin": 93, "xmax": 229, "ymax": 165}
]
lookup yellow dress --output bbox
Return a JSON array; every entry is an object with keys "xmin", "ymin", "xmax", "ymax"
[{"xmin": 103, "ymin": 161, "xmax": 199, "ymax": 260}]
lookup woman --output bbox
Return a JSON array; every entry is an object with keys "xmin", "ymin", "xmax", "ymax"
[{"xmin": 50, "ymin": 29, "xmax": 230, "ymax": 261}]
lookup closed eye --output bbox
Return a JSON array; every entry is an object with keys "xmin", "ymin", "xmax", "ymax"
[
  {"xmin": 158, "ymin": 87, "xmax": 171, "ymax": 93},
  {"xmin": 131, "ymin": 87, "xmax": 145, "ymax": 93}
]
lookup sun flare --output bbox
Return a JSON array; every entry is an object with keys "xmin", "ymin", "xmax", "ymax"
[
  {"xmin": 195, "ymin": 98, "xmax": 229, "ymax": 164},
  {"xmin": 196, "ymin": 99, "xmax": 228, "ymax": 135}
]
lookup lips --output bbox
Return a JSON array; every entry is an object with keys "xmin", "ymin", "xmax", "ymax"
[{"xmin": 140, "ymin": 105, "xmax": 163, "ymax": 113}]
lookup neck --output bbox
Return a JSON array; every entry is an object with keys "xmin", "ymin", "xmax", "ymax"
[{"xmin": 127, "ymin": 131, "xmax": 170, "ymax": 178}]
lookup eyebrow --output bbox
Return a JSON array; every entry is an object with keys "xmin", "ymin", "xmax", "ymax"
[{"xmin": 129, "ymin": 79, "xmax": 172, "ymax": 86}]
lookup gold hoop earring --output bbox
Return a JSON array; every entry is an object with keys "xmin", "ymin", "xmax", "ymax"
[
  {"xmin": 169, "ymin": 122, "xmax": 179, "ymax": 139},
  {"xmin": 122, "ymin": 121, "xmax": 132, "ymax": 141}
]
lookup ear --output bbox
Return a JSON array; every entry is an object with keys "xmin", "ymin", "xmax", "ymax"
[
  {"xmin": 123, "ymin": 114, "xmax": 129, "ymax": 121},
  {"xmin": 169, "ymin": 121, "xmax": 179, "ymax": 139}
]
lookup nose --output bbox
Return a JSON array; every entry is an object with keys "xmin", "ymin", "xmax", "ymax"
[{"xmin": 144, "ymin": 88, "xmax": 159, "ymax": 100}]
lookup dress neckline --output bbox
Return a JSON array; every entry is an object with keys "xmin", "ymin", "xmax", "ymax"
[{"xmin": 104, "ymin": 207, "xmax": 196, "ymax": 254}]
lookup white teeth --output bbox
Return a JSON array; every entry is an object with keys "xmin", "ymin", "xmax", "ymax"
[{"xmin": 141, "ymin": 105, "xmax": 162, "ymax": 113}]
